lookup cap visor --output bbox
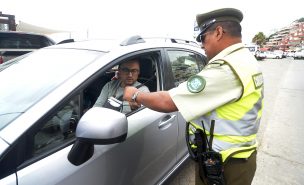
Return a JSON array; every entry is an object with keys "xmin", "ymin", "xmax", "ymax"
[{"xmin": 196, "ymin": 32, "xmax": 202, "ymax": 42}]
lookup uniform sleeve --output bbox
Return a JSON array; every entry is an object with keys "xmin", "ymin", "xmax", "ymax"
[{"xmin": 169, "ymin": 63, "xmax": 242, "ymax": 122}]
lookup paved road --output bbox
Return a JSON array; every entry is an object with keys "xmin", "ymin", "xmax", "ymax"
[{"xmin": 164, "ymin": 58, "xmax": 304, "ymax": 185}]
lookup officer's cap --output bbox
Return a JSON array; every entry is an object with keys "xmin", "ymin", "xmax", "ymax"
[{"xmin": 196, "ymin": 8, "xmax": 243, "ymax": 42}]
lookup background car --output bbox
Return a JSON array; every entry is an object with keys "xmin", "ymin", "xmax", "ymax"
[
  {"xmin": 244, "ymin": 45, "xmax": 265, "ymax": 60},
  {"xmin": 264, "ymin": 51, "xmax": 283, "ymax": 59},
  {"xmin": 0, "ymin": 36, "xmax": 207, "ymax": 185},
  {"xmin": 294, "ymin": 50, "xmax": 304, "ymax": 59},
  {"xmin": 254, "ymin": 50, "xmax": 266, "ymax": 60},
  {"xmin": 0, "ymin": 31, "xmax": 55, "ymax": 64},
  {"xmin": 286, "ymin": 51, "xmax": 295, "ymax": 58}
]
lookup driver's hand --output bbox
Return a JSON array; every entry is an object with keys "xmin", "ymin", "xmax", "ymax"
[
  {"xmin": 129, "ymin": 101, "xmax": 141, "ymax": 110},
  {"xmin": 123, "ymin": 86, "xmax": 138, "ymax": 102}
]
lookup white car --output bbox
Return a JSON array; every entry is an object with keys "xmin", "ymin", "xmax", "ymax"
[
  {"xmin": 0, "ymin": 31, "xmax": 55, "ymax": 64},
  {"xmin": 286, "ymin": 52, "xmax": 295, "ymax": 58},
  {"xmin": 264, "ymin": 51, "xmax": 283, "ymax": 59},
  {"xmin": 0, "ymin": 36, "xmax": 207, "ymax": 185},
  {"xmin": 294, "ymin": 50, "xmax": 304, "ymax": 59},
  {"xmin": 254, "ymin": 51, "xmax": 266, "ymax": 60}
]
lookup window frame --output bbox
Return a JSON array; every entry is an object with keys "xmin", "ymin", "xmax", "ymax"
[{"xmin": 163, "ymin": 48, "xmax": 207, "ymax": 88}]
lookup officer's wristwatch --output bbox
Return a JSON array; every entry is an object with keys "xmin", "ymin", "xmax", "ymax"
[{"xmin": 131, "ymin": 91, "xmax": 141, "ymax": 102}]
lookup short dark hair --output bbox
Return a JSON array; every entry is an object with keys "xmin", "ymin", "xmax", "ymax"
[
  {"xmin": 208, "ymin": 21, "xmax": 242, "ymax": 37},
  {"xmin": 118, "ymin": 59, "xmax": 140, "ymax": 69}
]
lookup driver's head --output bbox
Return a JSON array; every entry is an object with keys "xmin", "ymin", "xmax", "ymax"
[{"xmin": 118, "ymin": 59, "xmax": 140, "ymax": 87}]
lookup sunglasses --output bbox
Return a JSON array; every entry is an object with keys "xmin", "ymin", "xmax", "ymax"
[{"xmin": 200, "ymin": 31, "xmax": 213, "ymax": 44}]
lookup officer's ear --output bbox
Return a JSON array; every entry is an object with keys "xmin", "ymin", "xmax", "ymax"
[{"xmin": 214, "ymin": 26, "xmax": 225, "ymax": 41}]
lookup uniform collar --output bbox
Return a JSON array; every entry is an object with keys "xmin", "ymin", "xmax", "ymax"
[{"xmin": 209, "ymin": 43, "xmax": 244, "ymax": 63}]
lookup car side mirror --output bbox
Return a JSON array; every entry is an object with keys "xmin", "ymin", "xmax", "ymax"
[{"xmin": 68, "ymin": 107, "xmax": 128, "ymax": 166}]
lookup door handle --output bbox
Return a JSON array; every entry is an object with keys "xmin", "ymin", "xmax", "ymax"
[{"xmin": 158, "ymin": 115, "xmax": 176, "ymax": 130}]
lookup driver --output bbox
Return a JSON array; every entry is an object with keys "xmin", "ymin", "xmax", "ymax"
[{"xmin": 94, "ymin": 59, "xmax": 150, "ymax": 113}]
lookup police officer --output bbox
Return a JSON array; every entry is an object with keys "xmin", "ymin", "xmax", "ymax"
[{"xmin": 123, "ymin": 8, "xmax": 264, "ymax": 185}]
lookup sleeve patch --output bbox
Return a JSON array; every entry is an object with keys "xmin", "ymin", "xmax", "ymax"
[{"xmin": 187, "ymin": 75, "xmax": 206, "ymax": 93}]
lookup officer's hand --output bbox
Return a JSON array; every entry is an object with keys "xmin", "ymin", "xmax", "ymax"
[{"xmin": 123, "ymin": 86, "xmax": 138, "ymax": 102}]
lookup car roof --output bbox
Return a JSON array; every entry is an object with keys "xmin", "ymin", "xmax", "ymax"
[{"xmin": 48, "ymin": 35, "xmax": 203, "ymax": 54}]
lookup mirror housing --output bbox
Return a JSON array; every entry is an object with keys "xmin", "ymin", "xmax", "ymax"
[{"xmin": 68, "ymin": 107, "xmax": 128, "ymax": 166}]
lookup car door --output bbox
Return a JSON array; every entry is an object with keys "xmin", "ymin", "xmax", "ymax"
[
  {"xmin": 0, "ymin": 94, "xmax": 83, "ymax": 185},
  {"xmin": 89, "ymin": 50, "xmax": 178, "ymax": 185},
  {"xmin": 0, "ymin": 50, "xmax": 179, "ymax": 185},
  {"xmin": 63, "ymin": 50, "xmax": 178, "ymax": 185},
  {"xmin": 163, "ymin": 48, "xmax": 207, "ymax": 162}
]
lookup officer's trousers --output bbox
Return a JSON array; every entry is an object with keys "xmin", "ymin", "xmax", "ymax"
[{"xmin": 195, "ymin": 151, "xmax": 257, "ymax": 185}]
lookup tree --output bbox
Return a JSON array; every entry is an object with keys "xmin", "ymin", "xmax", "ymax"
[
  {"xmin": 297, "ymin": 17, "xmax": 304, "ymax": 22},
  {"xmin": 252, "ymin": 32, "xmax": 267, "ymax": 47}
]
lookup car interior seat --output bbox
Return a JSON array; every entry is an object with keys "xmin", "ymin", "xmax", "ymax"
[
  {"xmin": 138, "ymin": 57, "xmax": 157, "ymax": 92},
  {"xmin": 83, "ymin": 72, "xmax": 114, "ymax": 109}
]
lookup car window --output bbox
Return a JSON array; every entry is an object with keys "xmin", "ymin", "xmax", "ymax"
[
  {"xmin": 86, "ymin": 53, "xmax": 159, "ymax": 115},
  {"xmin": 33, "ymin": 95, "xmax": 80, "ymax": 156},
  {"xmin": 0, "ymin": 35, "xmax": 53, "ymax": 49},
  {"xmin": 167, "ymin": 50, "xmax": 205, "ymax": 86}
]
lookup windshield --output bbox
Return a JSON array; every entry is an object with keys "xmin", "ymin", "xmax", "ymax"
[{"xmin": 0, "ymin": 48, "xmax": 103, "ymax": 130}]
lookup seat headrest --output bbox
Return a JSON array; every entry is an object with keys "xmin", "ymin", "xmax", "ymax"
[{"xmin": 139, "ymin": 58, "xmax": 154, "ymax": 78}]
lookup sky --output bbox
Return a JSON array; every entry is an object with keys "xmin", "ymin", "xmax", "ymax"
[{"xmin": 1, "ymin": 0, "xmax": 303, "ymax": 43}]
